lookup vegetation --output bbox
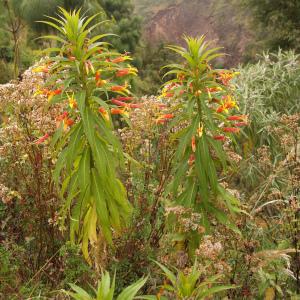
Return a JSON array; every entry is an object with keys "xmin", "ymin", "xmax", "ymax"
[
  {"xmin": 0, "ymin": 1, "xmax": 299, "ymax": 299},
  {"xmin": 238, "ymin": 0, "xmax": 300, "ymax": 52}
]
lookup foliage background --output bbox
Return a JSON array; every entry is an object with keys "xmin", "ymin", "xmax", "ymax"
[{"xmin": 0, "ymin": 0, "xmax": 299, "ymax": 299}]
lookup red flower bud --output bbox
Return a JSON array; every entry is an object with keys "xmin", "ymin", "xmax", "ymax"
[
  {"xmin": 112, "ymin": 57, "xmax": 126, "ymax": 63},
  {"xmin": 188, "ymin": 154, "xmax": 195, "ymax": 166},
  {"xmin": 162, "ymin": 114, "xmax": 174, "ymax": 119},
  {"xmin": 216, "ymin": 106, "xmax": 225, "ymax": 113},
  {"xmin": 65, "ymin": 119, "xmax": 74, "ymax": 127},
  {"xmin": 191, "ymin": 136, "xmax": 196, "ymax": 152},
  {"xmin": 227, "ymin": 115, "xmax": 246, "ymax": 121},
  {"xmin": 235, "ymin": 122, "xmax": 247, "ymax": 127},
  {"xmin": 116, "ymin": 96, "xmax": 133, "ymax": 101},
  {"xmin": 99, "ymin": 107, "xmax": 106, "ymax": 114},
  {"xmin": 35, "ymin": 133, "xmax": 50, "ymax": 144},
  {"xmin": 213, "ymin": 135, "xmax": 226, "ymax": 141},
  {"xmin": 116, "ymin": 69, "xmax": 130, "ymax": 77},
  {"xmin": 53, "ymin": 89, "xmax": 62, "ymax": 95},
  {"xmin": 56, "ymin": 111, "xmax": 69, "ymax": 121},
  {"xmin": 95, "ymin": 71, "xmax": 101, "ymax": 81},
  {"xmin": 223, "ymin": 127, "xmax": 240, "ymax": 133},
  {"xmin": 128, "ymin": 103, "xmax": 141, "ymax": 108},
  {"xmin": 112, "ymin": 99, "xmax": 127, "ymax": 107},
  {"xmin": 111, "ymin": 85, "xmax": 126, "ymax": 92},
  {"xmin": 156, "ymin": 119, "xmax": 166, "ymax": 124}
]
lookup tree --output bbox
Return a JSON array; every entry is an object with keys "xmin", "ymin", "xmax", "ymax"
[
  {"xmin": 99, "ymin": 0, "xmax": 141, "ymax": 53},
  {"xmin": 239, "ymin": 0, "xmax": 300, "ymax": 51},
  {"xmin": 0, "ymin": 0, "xmax": 26, "ymax": 79},
  {"xmin": 19, "ymin": 0, "xmax": 105, "ymax": 33}
]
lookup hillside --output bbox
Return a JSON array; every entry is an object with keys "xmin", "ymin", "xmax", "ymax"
[{"xmin": 134, "ymin": 0, "xmax": 251, "ymax": 66}]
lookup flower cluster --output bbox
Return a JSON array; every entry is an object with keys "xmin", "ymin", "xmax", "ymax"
[
  {"xmin": 160, "ymin": 64, "xmax": 248, "ymax": 178},
  {"xmin": 165, "ymin": 205, "xmax": 204, "ymax": 233},
  {"xmin": 119, "ymin": 95, "xmax": 175, "ymax": 155}
]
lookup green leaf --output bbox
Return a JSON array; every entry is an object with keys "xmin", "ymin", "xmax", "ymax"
[
  {"xmin": 116, "ymin": 277, "xmax": 147, "ymax": 300},
  {"xmin": 91, "ymin": 168, "xmax": 112, "ymax": 243}
]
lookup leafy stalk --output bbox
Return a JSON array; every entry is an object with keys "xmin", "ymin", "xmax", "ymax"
[
  {"xmin": 162, "ymin": 36, "xmax": 244, "ymax": 232},
  {"xmin": 38, "ymin": 8, "xmax": 138, "ymax": 262}
]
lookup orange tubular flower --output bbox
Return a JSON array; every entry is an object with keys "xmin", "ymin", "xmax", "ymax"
[
  {"xmin": 223, "ymin": 95, "xmax": 237, "ymax": 109},
  {"xmin": 218, "ymin": 72, "xmax": 233, "ymax": 86},
  {"xmin": 216, "ymin": 95, "xmax": 238, "ymax": 113},
  {"xmin": 56, "ymin": 112, "xmax": 74, "ymax": 130},
  {"xmin": 227, "ymin": 115, "xmax": 247, "ymax": 121},
  {"xmin": 213, "ymin": 135, "xmax": 226, "ymax": 141},
  {"xmin": 35, "ymin": 133, "xmax": 50, "ymax": 144},
  {"xmin": 96, "ymin": 79, "xmax": 107, "ymax": 87},
  {"xmin": 156, "ymin": 119, "xmax": 166, "ymax": 125},
  {"xmin": 128, "ymin": 103, "xmax": 141, "ymax": 108},
  {"xmin": 206, "ymin": 87, "xmax": 222, "ymax": 93},
  {"xmin": 218, "ymin": 71, "xmax": 239, "ymax": 86},
  {"xmin": 165, "ymin": 92, "xmax": 174, "ymax": 98},
  {"xmin": 116, "ymin": 96, "xmax": 133, "ymax": 101},
  {"xmin": 68, "ymin": 56, "xmax": 76, "ymax": 61},
  {"xmin": 111, "ymin": 98, "xmax": 141, "ymax": 109},
  {"xmin": 235, "ymin": 122, "xmax": 247, "ymax": 127},
  {"xmin": 223, "ymin": 127, "xmax": 240, "ymax": 133},
  {"xmin": 95, "ymin": 71, "xmax": 101, "ymax": 81},
  {"xmin": 53, "ymin": 89, "xmax": 62, "ymax": 95},
  {"xmin": 111, "ymin": 108, "xmax": 124, "ymax": 115},
  {"xmin": 162, "ymin": 114, "xmax": 174, "ymax": 119},
  {"xmin": 111, "ymin": 82, "xmax": 130, "ymax": 94},
  {"xmin": 98, "ymin": 107, "xmax": 110, "ymax": 121},
  {"xmin": 111, "ymin": 56, "xmax": 131, "ymax": 64},
  {"xmin": 62, "ymin": 118, "xmax": 74, "ymax": 131},
  {"xmin": 191, "ymin": 136, "xmax": 196, "ymax": 152},
  {"xmin": 116, "ymin": 68, "xmax": 133, "ymax": 77},
  {"xmin": 65, "ymin": 119, "xmax": 74, "ymax": 127},
  {"xmin": 155, "ymin": 113, "xmax": 174, "ymax": 124},
  {"xmin": 111, "ymin": 84, "xmax": 127, "ymax": 92},
  {"xmin": 216, "ymin": 105, "xmax": 226, "ymax": 113},
  {"xmin": 112, "ymin": 99, "xmax": 127, "ymax": 107},
  {"xmin": 56, "ymin": 112, "xmax": 68, "ymax": 122},
  {"xmin": 47, "ymin": 89, "xmax": 62, "ymax": 102}
]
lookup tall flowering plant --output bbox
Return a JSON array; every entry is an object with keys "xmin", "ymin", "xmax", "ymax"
[
  {"xmin": 36, "ymin": 8, "xmax": 139, "ymax": 262},
  {"xmin": 162, "ymin": 36, "xmax": 246, "ymax": 231}
]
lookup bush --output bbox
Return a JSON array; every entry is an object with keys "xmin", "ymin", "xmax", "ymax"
[{"xmin": 0, "ymin": 60, "xmax": 14, "ymax": 83}]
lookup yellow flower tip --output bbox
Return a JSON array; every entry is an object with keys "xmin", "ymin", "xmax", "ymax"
[
  {"xmin": 34, "ymin": 90, "xmax": 42, "ymax": 97},
  {"xmin": 197, "ymin": 123, "xmax": 204, "ymax": 138},
  {"xmin": 32, "ymin": 67, "xmax": 42, "ymax": 73},
  {"xmin": 48, "ymin": 94, "xmax": 54, "ymax": 102},
  {"xmin": 195, "ymin": 90, "xmax": 202, "ymax": 96}
]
